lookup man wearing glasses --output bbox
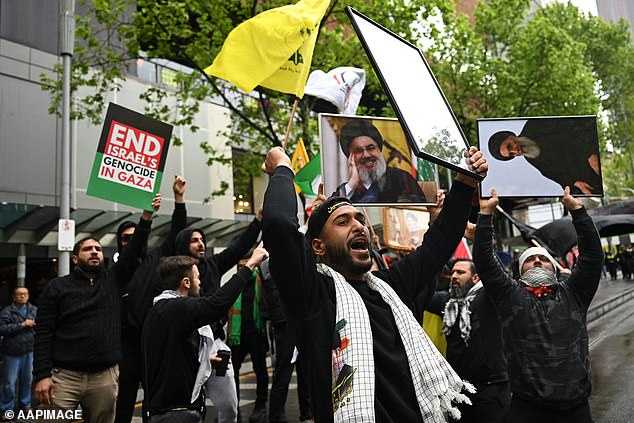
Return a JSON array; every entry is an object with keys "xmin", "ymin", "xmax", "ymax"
[{"xmin": 332, "ymin": 119, "xmax": 427, "ymax": 203}]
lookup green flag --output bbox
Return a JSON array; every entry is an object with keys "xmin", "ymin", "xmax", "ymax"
[
  {"xmin": 417, "ymin": 157, "xmax": 435, "ymax": 182},
  {"xmin": 294, "ymin": 152, "xmax": 321, "ymax": 196}
]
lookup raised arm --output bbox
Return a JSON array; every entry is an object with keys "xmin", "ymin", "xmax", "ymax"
[
  {"xmin": 376, "ymin": 147, "xmax": 487, "ymax": 304},
  {"xmin": 561, "ymin": 187, "xmax": 604, "ymax": 307},
  {"xmin": 113, "ymin": 194, "xmax": 160, "ymax": 288},
  {"xmin": 214, "ymin": 215, "xmax": 262, "ymax": 276},
  {"xmin": 186, "ymin": 246, "xmax": 269, "ymax": 332},
  {"xmin": 261, "ymin": 147, "xmax": 316, "ymax": 320},
  {"xmin": 473, "ymin": 189, "xmax": 515, "ymax": 303},
  {"xmin": 160, "ymin": 175, "xmax": 188, "ymax": 257}
]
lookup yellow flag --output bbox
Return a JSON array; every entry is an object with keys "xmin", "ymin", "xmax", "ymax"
[
  {"xmin": 290, "ymin": 138, "xmax": 310, "ymax": 194},
  {"xmin": 205, "ymin": 0, "xmax": 330, "ymax": 98}
]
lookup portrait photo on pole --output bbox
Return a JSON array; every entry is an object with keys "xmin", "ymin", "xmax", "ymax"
[
  {"xmin": 87, "ymin": 103, "xmax": 173, "ymax": 210},
  {"xmin": 478, "ymin": 116, "xmax": 603, "ymax": 198},
  {"xmin": 346, "ymin": 7, "xmax": 481, "ymax": 181},
  {"xmin": 320, "ymin": 113, "xmax": 438, "ymax": 206},
  {"xmin": 382, "ymin": 207, "xmax": 430, "ymax": 251}
]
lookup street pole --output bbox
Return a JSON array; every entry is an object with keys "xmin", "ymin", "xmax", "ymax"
[{"xmin": 58, "ymin": 0, "xmax": 75, "ymax": 276}]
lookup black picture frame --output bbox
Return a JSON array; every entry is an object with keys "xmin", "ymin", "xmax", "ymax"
[
  {"xmin": 477, "ymin": 115, "xmax": 603, "ymax": 198},
  {"xmin": 346, "ymin": 7, "xmax": 482, "ymax": 181}
]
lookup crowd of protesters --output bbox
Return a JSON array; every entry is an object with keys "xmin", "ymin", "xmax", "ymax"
[{"xmin": 0, "ymin": 143, "xmax": 611, "ymax": 423}]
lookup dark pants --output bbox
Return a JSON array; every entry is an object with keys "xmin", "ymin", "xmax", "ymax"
[
  {"xmin": 115, "ymin": 339, "xmax": 142, "ymax": 423},
  {"xmin": 268, "ymin": 323, "xmax": 311, "ymax": 422},
  {"xmin": 231, "ymin": 329, "xmax": 269, "ymax": 404},
  {"xmin": 504, "ymin": 397, "xmax": 593, "ymax": 423},
  {"xmin": 451, "ymin": 381, "xmax": 510, "ymax": 423}
]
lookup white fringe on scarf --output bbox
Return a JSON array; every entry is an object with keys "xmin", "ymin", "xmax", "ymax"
[{"xmin": 317, "ymin": 264, "xmax": 475, "ymax": 423}]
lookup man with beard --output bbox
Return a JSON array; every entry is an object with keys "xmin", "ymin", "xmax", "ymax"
[
  {"xmin": 474, "ymin": 187, "xmax": 604, "ymax": 423},
  {"xmin": 261, "ymin": 145, "xmax": 488, "ymax": 423},
  {"xmin": 333, "ymin": 119, "xmax": 426, "ymax": 203},
  {"xmin": 172, "ymin": 212, "xmax": 262, "ymax": 422},
  {"xmin": 33, "ymin": 195, "xmax": 160, "ymax": 423},
  {"xmin": 141, "ymin": 248, "xmax": 268, "ymax": 422},
  {"xmin": 114, "ymin": 175, "xmax": 187, "ymax": 423},
  {"xmin": 426, "ymin": 259, "xmax": 509, "ymax": 423},
  {"xmin": 487, "ymin": 118, "xmax": 601, "ymax": 195}
]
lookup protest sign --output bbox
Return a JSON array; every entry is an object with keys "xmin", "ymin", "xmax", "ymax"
[{"xmin": 87, "ymin": 103, "xmax": 172, "ymax": 210}]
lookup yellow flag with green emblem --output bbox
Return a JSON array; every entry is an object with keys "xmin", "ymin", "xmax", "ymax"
[
  {"xmin": 290, "ymin": 138, "xmax": 310, "ymax": 194},
  {"xmin": 205, "ymin": 0, "xmax": 330, "ymax": 98}
]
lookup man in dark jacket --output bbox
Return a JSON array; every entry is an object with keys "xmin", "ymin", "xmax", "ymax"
[
  {"xmin": 427, "ymin": 259, "xmax": 509, "ymax": 423},
  {"xmin": 141, "ymin": 249, "xmax": 268, "ymax": 422},
  {"xmin": 115, "ymin": 176, "xmax": 187, "ymax": 423},
  {"xmin": 0, "ymin": 287, "xmax": 37, "ymax": 416},
  {"xmin": 173, "ymin": 212, "xmax": 262, "ymax": 421},
  {"xmin": 33, "ymin": 195, "xmax": 159, "ymax": 423},
  {"xmin": 261, "ymin": 146, "xmax": 488, "ymax": 423},
  {"xmin": 474, "ymin": 187, "xmax": 603, "ymax": 423}
]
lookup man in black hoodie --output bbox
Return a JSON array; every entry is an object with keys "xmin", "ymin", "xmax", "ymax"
[
  {"xmin": 114, "ymin": 175, "xmax": 187, "ymax": 423},
  {"xmin": 33, "ymin": 195, "xmax": 160, "ymax": 423}
]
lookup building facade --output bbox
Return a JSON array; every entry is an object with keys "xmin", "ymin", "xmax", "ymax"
[{"xmin": 0, "ymin": 0, "xmax": 267, "ymax": 306}]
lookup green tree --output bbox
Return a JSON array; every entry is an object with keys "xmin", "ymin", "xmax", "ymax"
[{"xmin": 42, "ymin": 0, "xmax": 452, "ymax": 197}]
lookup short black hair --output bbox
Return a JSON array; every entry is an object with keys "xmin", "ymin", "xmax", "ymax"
[
  {"xmin": 159, "ymin": 256, "xmax": 198, "ymax": 291},
  {"xmin": 453, "ymin": 258, "xmax": 476, "ymax": 275},
  {"xmin": 72, "ymin": 237, "xmax": 101, "ymax": 256}
]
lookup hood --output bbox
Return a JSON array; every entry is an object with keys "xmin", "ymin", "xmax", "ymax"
[
  {"xmin": 116, "ymin": 220, "xmax": 137, "ymax": 253},
  {"xmin": 175, "ymin": 226, "xmax": 207, "ymax": 257}
]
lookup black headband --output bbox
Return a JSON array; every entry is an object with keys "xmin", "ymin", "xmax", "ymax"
[{"xmin": 307, "ymin": 196, "xmax": 352, "ymax": 240}]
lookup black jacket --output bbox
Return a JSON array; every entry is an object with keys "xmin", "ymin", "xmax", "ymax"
[
  {"xmin": 119, "ymin": 203, "xmax": 187, "ymax": 341},
  {"xmin": 141, "ymin": 266, "xmax": 252, "ymax": 416},
  {"xmin": 33, "ymin": 217, "xmax": 151, "ymax": 382},
  {"xmin": 473, "ymin": 208, "xmax": 603, "ymax": 409},
  {"xmin": 427, "ymin": 289, "xmax": 508, "ymax": 388},
  {"xmin": 262, "ymin": 166, "xmax": 474, "ymax": 423},
  {"xmin": 0, "ymin": 303, "xmax": 38, "ymax": 356},
  {"xmin": 174, "ymin": 219, "xmax": 261, "ymax": 296},
  {"xmin": 174, "ymin": 220, "xmax": 261, "ymax": 338}
]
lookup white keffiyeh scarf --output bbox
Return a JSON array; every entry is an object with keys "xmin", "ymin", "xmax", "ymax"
[
  {"xmin": 442, "ymin": 282, "xmax": 483, "ymax": 343},
  {"xmin": 317, "ymin": 264, "xmax": 474, "ymax": 423},
  {"xmin": 152, "ymin": 290, "xmax": 215, "ymax": 404}
]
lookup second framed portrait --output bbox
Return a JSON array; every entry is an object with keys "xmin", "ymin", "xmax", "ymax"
[{"xmin": 320, "ymin": 114, "xmax": 438, "ymax": 206}]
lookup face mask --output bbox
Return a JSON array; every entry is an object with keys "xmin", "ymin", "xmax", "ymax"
[{"xmin": 520, "ymin": 266, "xmax": 558, "ymax": 288}]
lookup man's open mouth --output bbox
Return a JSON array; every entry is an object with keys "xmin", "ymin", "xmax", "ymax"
[{"xmin": 349, "ymin": 236, "xmax": 369, "ymax": 252}]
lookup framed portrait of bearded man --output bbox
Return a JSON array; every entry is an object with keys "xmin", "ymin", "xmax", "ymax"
[
  {"xmin": 319, "ymin": 114, "xmax": 438, "ymax": 206},
  {"xmin": 477, "ymin": 116, "xmax": 603, "ymax": 198}
]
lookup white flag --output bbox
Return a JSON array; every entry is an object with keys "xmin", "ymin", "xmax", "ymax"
[{"xmin": 304, "ymin": 67, "xmax": 366, "ymax": 115}]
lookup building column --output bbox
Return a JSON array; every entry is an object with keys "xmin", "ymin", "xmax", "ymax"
[{"xmin": 17, "ymin": 244, "xmax": 26, "ymax": 287}]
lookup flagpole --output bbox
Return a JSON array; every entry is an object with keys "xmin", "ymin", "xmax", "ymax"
[
  {"xmin": 282, "ymin": 98, "xmax": 299, "ymax": 151},
  {"xmin": 363, "ymin": 207, "xmax": 389, "ymax": 268}
]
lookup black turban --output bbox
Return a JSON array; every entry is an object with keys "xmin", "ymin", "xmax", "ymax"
[{"xmin": 339, "ymin": 120, "xmax": 383, "ymax": 157}]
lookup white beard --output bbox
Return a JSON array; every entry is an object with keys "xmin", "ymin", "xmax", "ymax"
[
  {"xmin": 517, "ymin": 137, "xmax": 541, "ymax": 158},
  {"xmin": 358, "ymin": 155, "xmax": 387, "ymax": 187}
]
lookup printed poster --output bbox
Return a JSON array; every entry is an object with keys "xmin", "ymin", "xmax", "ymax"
[{"xmin": 87, "ymin": 103, "xmax": 173, "ymax": 210}]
